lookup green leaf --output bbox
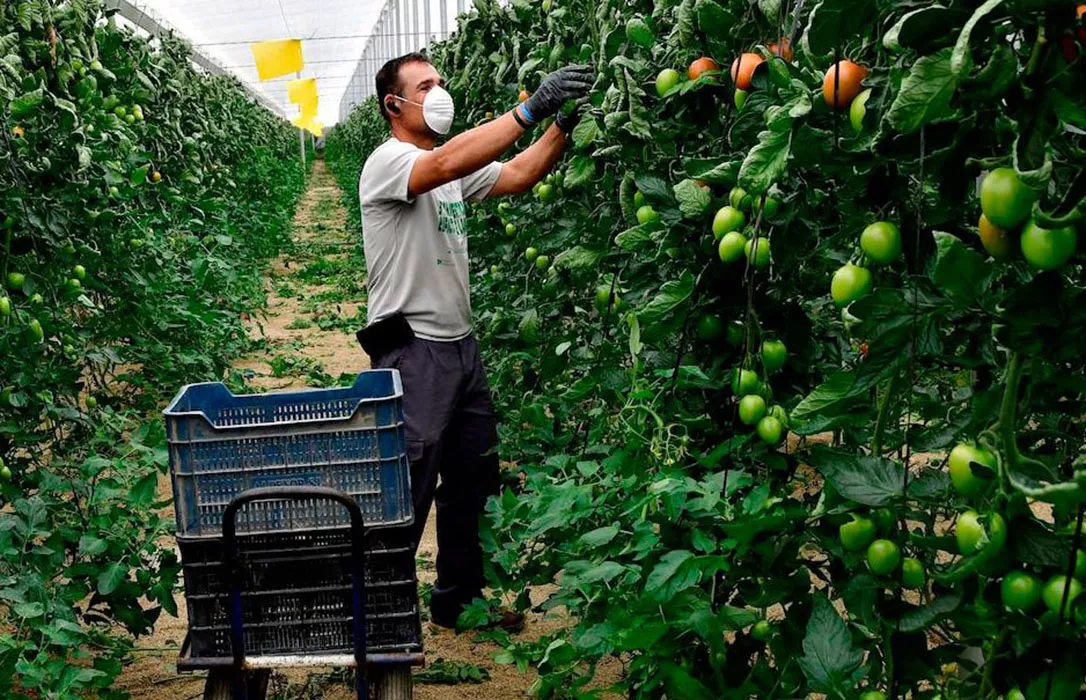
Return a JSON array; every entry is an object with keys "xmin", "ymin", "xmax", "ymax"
[
  {"xmin": 13, "ymin": 601, "xmax": 44, "ymax": 618},
  {"xmin": 803, "ymin": 0, "xmax": 876, "ymax": 56},
  {"xmin": 886, "ymin": 49, "xmax": 959, "ymax": 134},
  {"xmin": 806, "ymin": 447, "xmax": 909, "ymax": 506},
  {"xmin": 572, "ymin": 116, "xmax": 600, "ymax": 148},
  {"xmin": 615, "ymin": 224, "xmax": 655, "ymax": 251},
  {"xmin": 628, "ymin": 313, "xmax": 642, "ymax": 358},
  {"xmin": 638, "ymin": 270, "xmax": 695, "ymax": 327},
  {"xmin": 758, "ymin": 0, "xmax": 782, "ymax": 21},
  {"xmin": 1010, "ymin": 518, "xmax": 1071, "ymax": 568},
  {"xmin": 790, "ymin": 372, "xmax": 866, "ymax": 426},
  {"xmin": 738, "ymin": 129, "xmax": 791, "ymax": 195},
  {"xmin": 10, "ymin": 87, "xmax": 44, "ymax": 118},
  {"xmin": 97, "ymin": 562, "xmax": 128, "ymax": 596},
  {"xmin": 634, "ymin": 174, "xmax": 671, "ymax": 202},
  {"xmin": 553, "ymin": 245, "xmax": 604, "ymax": 271},
  {"xmin": 564, "ymin": 155, "xmax": 595, "ymax": 189},
  {"xmin": 661, "ymin": 662, "xmax": 715, "ymax": 700},
  {"xmin": 644, "ymin": 549, "xmax": 695, "ymax": 597},
  {"xmin": 131, "ymin": 164, "xmax": 150, "ymax": 185},
  {"xmin": 579, "ymin": 525, "xmax": 619, "ymax": 547},
  {"xmin": 695, "ymin": 0, "xmax": 733, "ymax": 40},
  {"xmin": 682, "ymin": 157, "xmax": 738, "ymax": 184},
  {"xmin": 562, "ymin": 560, "xmax": 626, "ymax": 587},
  {"xmin": 797, "ymin": 594, "xmax": 865, "ymax": 693},
  {"xmin": 130, "ymin": 471, "xmax": 158, "ymax": 507},
  {"xmin": 78, "ymin": 535, "xmax": 109, "ymax": 557},
  {"xmin": 883, "ymin": 6, "xmax": 955, "ymax": 52},
  {"xmin": 951, "ymin": 0, "xmax": 1004, "ymax": 76},
  {"xmin": 929, "ymin": 231, "xmax": 990, "ymax": 306},
  {"xmin": 673, "ymin": 179, "xmax": 711, "ymax": 219},
  {"xmin": 899, "ymin": 591, "xmax": 962, "ymax": 633}
]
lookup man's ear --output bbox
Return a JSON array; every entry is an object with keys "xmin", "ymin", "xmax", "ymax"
[{"xmin": 385, "ymin": 97, "xmax": 400, "ymax": 115}]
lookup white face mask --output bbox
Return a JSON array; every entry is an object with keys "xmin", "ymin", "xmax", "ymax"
[{"xmin": 393, "ymin": 86, "xmax": 455, "ymax": 136}]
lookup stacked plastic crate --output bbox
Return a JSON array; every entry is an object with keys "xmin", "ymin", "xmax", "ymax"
[{"xmin": 164, "ymin": 371, "xmax": 420, "ymax": 660}]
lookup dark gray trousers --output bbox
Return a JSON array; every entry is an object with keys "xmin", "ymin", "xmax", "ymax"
[{"xmin": 374, "ymin": 335, "xmax": 500, "ymax": 625}]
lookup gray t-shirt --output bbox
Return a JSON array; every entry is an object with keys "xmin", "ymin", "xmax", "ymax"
[{"xmin": 359, "ymin": 138, "xmax": 502, "ymax": 341}]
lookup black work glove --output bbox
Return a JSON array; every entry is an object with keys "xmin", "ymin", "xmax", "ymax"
[
  {"xmin": 554, "ymin": 102, "xmax": 585, "ymax": 135},
  {"xmin": 521, "ymin": 65, "xmax": 594, "ymax": 125}
]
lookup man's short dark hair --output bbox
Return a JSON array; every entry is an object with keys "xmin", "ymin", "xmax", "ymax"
[{"xmin": 376, "ymin": 52, "xmax": 431, "ymax": 122}]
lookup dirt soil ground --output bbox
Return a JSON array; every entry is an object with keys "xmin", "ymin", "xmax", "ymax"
[{"xmin": 113, "ymin": 161, "xmax": 565, "ymax": 700}]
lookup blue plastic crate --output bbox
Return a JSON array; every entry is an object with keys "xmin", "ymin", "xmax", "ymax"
[{"xmin": 165, "ymin": 370, "xmax": 413, "ymax": 537}]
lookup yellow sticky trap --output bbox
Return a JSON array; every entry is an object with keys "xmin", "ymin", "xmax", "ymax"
[
  {"xmin": 250, "ymin": 39, "xmax": 303, "ymax": 81},
  {"xmin": 291, "ymin": 113, "xmax": 314, "ymax": 129},
  {"xmin": 306, "ymin": 121, "xmax": 324, "ymax": 137},
  {"xmin": 287, "ymin": 77, "xmax": 318, "ymax": 106}
]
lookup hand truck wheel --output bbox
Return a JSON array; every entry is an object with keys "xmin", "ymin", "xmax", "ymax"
[
  {"xmin": 203, "ymin": 668, "xmax": 270, "ymax": 700},
  {"xmin": 370, "ymin": 664, "xmax": 413, "ymax": 700}
]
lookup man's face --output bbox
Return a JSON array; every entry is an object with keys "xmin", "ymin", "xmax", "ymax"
[{"xmin": 393, "ymin": 61, "xmax": 445, "ymax": 136}]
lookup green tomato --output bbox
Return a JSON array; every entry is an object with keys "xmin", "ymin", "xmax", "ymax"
[
  {"xmin": 761, "ymin": 339, "xmax": 786, "ymax": 373},
  {"xmin": 872, "ymin": 508, "xmax": 896, "ymax": 532},
  {"xmin": 1042, "ymin": 575, "xmax": 1084, "ymax": 614},
  {"xmin": 738, "ymin": 394, "xmax": 767, "ymax": 425},
  {"xmin": 1001, "ymin": 570, "xmax": 1043, "ymax": 611},
  {"xmin": 725, "ymin": 320, "xmax": 745, "ymax": 346},
  {"xmin": 850, "ymin": 88, "xmax": 872, "ymax": 133},
  {"xmin": 695, "ymin": 314, "xmax": 725, "ymax": 341},
  {"xmin": 860, "ymin": 221, "xmax": 902, "ymax": 264},
  {"xmin": 955, "ymin": 510, "xmax": 1006, "ymax": 556},
  {"xmin": 29, "ymin": 293, "xmax": 43, "ymax": 305},
  {"xmin": 524, "ymin": 246, "xmax": 539, "ymax": 262},
  {"xmin": 90, "ymin": 59, "xmax": 103, "ymax": 72},
  {"xmin": 733, "ymin": 88, "xmax": 747, "ymax": 110},
  {"xmin": 73, "ymin": 264, "xmax": 87, "ymax": 281},
  {"xmin": 718, "ymin": 231, "xmax": 747, "ymax": 263},
  {"xmin": 7, "ymin": 272, "xmax": 25, "ymax": 291},
  {"xmin": 712, "ymin": 206, "xmax": 745, "ymax": 239},
  {"xmin": 0, "ymin": 296, "xmax": 10, "ymax": 317},
  {"xmin": 902, "ymin": 558, "xmax": 926, "ymax": 589},
  {"xmin": 1075, "ymin": 550, "xmax": 1086, "ymax": 580},
  {"xmin": 68, "ymin": 278, "xmax": 81, "ymax": 290},
  {"xmin": 114, "ymin": 106, "xmax": 127, "ymax": 118},
  {"xmin": 636, "ymin": 205, "xmax": 659, "ymax": 225},
  {"xmin": 980, "ymin": 167, "xmax": 1037, "ymax": 230},
  {"xmin": 750, "ymin": 619, "xmax": 772, "ymax": 641},
  {"xmin": 85, "ymin": 395, "xmax": 98, "ymax": 409},
  {"xmin": 132, "ymin": 105, "xmax": 144, "ymax": 121},
  {"xmin": 535, "ymin": 255, "xmax": 551, "ymax": 271},
  {"xmin": 1005, "ymin": 689, "xmax": 1025, "ymax": 700},
  {"xmin": 867, "ymin": 539, "xmax": 901, "ymax": 575},
  {"xmin": 27, "ymin": 318, "xmax": 44, "ymax": 343},
  {"xmin": 756, "ymin": 415, "xmax": 783, "ymax": 445},
  {"xmin": 859, "ymin": 692, "xmax": 887, "ymax": 700},
  {"xmin": 1020, "ymin": 220, "xmax": 1077, "ymax": 270},
  {"xmin": 497, "ymin": 202, "xmax": 511, "ymax": 212},
  {"xmin": 655, "ymin": 68, "xmax": 681, "ymax": 98},
  {"xmin": 744, "ymin": 237, "xmax": 770, "ymax": 268},
  {"xmin": 729, "ymin": 187, "xmax": 751, "ymax": 210},
  {"xmin": 753, "ymin": 195, "xmax": 780, "ymax": 219},
  {"xmin": 490, "ymin": 264, "xmax": 500, "ymax": 275},
  {"xmin": 839, "ymin": 514, "xmax": 876, "ymax": 552},
  {"xmin": 109, "ymin": 186, "xmax": 120, "ymax": 197},
  {"xmin": 125, "ymin": 114, "xmax": 136, "ymax": 124},
  {"xmin": 948, "ymin": 443, "xmax": 997, "ymax": 498},
  {"xmin": 0, "ymin": 463, "xmax": 10, "ymax": 481},
  {"xmin": 732, "ymin": 368, "xmax": 759, "ymax": 395},
  {"xmin": 537, "ymin": 183, "xmax": 556, "ymax": 203},
  {"xmin": 505, "ymin": 223, "xmax": 516, "ymax": 236},
  {"xmin": 830, "ymin": 264, "xmax": 873, "ymax": 306}
]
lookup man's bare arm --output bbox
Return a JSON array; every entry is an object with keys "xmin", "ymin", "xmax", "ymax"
[
  {"xmin": 488, "ymin": 124, "xmax": 568, "ymax": 197},
  {"xmin": 408, "ymin": 111, "xmax": 525, "ymax": 198}
]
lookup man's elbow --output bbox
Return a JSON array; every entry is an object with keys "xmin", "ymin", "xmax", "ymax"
[{"xmin": 503, "ymin": 162, "xmax": 535, "ymax": 195}]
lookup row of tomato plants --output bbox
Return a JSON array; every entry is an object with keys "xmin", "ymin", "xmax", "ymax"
[
  {"xmin": 328, "ymin": 0, "xmax": 1085, "ymax": 695},
  {"xmin": 0, "ymin": 1, "xmax": 305, "ymax": 697}
]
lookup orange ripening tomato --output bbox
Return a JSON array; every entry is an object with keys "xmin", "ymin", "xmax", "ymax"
[
  {"xmin": 518, "ymin": 89, "xmax": 529, "ymax": 103},
  {"xmin": 767, "ymin": 38, "xmax": 793, "ymax": 61},
  {"xmin": 822, "ymin": 60, "xmax": 868, "ymax": 109},
  {"xmin": 688, "ymin": 57, "xmax": 720, "ymax": 80},
  {"xmin": 730, "ymin": 53, "xmax": 765, "ymax": 90}
]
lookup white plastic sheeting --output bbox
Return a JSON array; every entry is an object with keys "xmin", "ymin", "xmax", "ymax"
[{"xmin": 121, "ymin": 0, "xmax": 463, "ymax": 125}]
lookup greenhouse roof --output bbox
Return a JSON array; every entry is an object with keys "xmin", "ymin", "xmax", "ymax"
[{"xmin": 125, "ymin": 0, "xmax": 463, "ymax": 126}]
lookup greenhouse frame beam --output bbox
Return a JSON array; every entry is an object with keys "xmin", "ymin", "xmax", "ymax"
[{"xmin": 103, "ymin": 0, "xmax": 286, "ymax": 118}]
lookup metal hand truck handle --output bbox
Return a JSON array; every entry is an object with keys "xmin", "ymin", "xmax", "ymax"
[{"xmin": 222, "ymin": 486, "xmax": 369, "ymax": 700}]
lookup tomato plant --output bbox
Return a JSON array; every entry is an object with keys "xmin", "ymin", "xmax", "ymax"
[
  {"xmin": 327, "ymin": 0, "xmax": 1086, "ymax": 694},
  {"xmin": 0, "ymin": 3, "xmax": 305, "ymax": 696}
]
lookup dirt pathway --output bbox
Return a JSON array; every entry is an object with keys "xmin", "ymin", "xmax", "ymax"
[{"xmin": 115, "ymin": 160, "xmax": 553, "ymax": 700}]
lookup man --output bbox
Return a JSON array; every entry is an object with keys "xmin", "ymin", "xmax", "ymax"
[{"xmin": 356, "ymin": 53, "xmax": 592, "ymax": 630}]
